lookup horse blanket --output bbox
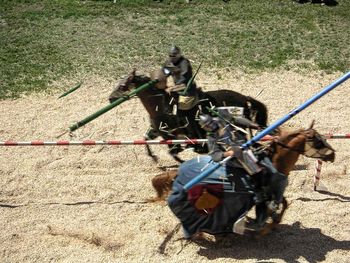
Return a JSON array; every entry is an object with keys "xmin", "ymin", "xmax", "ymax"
[{"xmin": 167, "ymin": 156, "xmax": 256, "ymax": 238}]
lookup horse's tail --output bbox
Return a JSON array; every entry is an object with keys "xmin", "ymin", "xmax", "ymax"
[
  {"xmin": 246, "ymin": 96, "xmax": 268, "ymax": 127},
  {"xmin": 150, "ymin": 170, "xmax": 177, "ymax": 201}
]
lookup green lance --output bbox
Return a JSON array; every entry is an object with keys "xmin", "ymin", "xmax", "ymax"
[
  {"xmin": 180, "ymin": 61, "xmax": 203, "ymax": 96},
  {"xmin": 58, "ymin": 82, "xmax": 83, "ymax": 99},
  {"xmin": 68, "ymin": 79, "xmax": 158, "ymax": 132}
]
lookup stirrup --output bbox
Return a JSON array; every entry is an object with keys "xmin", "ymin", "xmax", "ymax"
[{"xmin": 233, "ymin": 215, "xmax": 246, "ymax": 235}]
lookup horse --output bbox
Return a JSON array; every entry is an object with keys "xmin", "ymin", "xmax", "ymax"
[
  {"xmin": 109, "ymin": 69, "xmax": 268, "ymax": 163},
  {"xmin": 150, "ymin": 123, "xmax": 335, "ymax": 238}
]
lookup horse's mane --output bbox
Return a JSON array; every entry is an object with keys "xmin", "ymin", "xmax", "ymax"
[
  {"xmin": 134, "ymin": 73, "xmax": 151, "ymax": 83},
  {"xmin": 275, "ymin": 127, "xmax": 306, "ymax": 141}
]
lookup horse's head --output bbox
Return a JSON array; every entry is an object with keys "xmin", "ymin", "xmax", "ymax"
[
  {"xmin": 109, "ymin": 69, "xmax": 167, "ymax": 103},
  {"xmin": 269, "ymin": 124, "xmax": 335, "ymax": 176},
  {"xmin": 302, "ymin": 127, "xmax": 335, "ymax": 162},
  {"xmin": 109, "ymin": 69, "xmax": 146, "ymax": 103},
  {"xmin": 273, "ymin": 122, "xmax": 335, "ymax": 163}
]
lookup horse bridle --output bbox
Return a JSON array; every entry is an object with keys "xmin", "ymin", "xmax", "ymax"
[{"xmin": 269, "ymin": 130, "xmax": 334, "ymax": 159}]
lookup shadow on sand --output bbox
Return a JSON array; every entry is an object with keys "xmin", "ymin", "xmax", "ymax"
[
  {"xmin": 297, "ymin": 190, "xmax": 350, "ymax": 203},
  {"xmin": 195, "ymin": 222, "xmax": 349, "ymax": 263}
]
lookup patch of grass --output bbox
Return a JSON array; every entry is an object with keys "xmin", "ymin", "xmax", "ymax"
[{"xmin": 0, "ymin": 0, "xmax": 349, "ymax": 99}]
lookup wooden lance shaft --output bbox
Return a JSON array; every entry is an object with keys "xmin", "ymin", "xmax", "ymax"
[{"xmin": 69, "ymin": 79, "xmax": 158, "ymax": 132}]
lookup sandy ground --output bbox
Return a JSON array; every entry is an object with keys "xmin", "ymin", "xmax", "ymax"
[{"xmin": 0, "ymin": 71, "xmax": 349, "ymax": 263}]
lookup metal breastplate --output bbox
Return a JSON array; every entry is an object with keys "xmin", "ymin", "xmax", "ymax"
[{"xmin": 216, "ymin": 127, "xmax": 246, "ymax": 151}]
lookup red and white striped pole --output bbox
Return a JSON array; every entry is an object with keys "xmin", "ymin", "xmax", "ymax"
[
  {"xmin": 0, "ymin": 136, "xmax": 274, "ymax": 146},
  {"xmin": 1, "ymin": 134, "xmax": 348, "ymax": 191},
  {"xmin": 312, "ymin": 133, "xmax": 350, "ymax": 191},
  {"xmin": 1, "ymin": 133, "xmax": 349, "ymax": 147},
  {"xmin": 0, "ymin": 139, "xmax": 208, "ymax": 147},
  {"xmin": 323, "ymin": 133, "xmax": 350, "ymax": 139},
  {"xmin": 314, "ymin": 159, "xmax": 323, "ymax": 191}
]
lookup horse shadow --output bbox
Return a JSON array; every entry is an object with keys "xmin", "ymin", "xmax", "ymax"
[{"xmin": 196, "ymin": 222, "xmax": 350, "ymax": 263}]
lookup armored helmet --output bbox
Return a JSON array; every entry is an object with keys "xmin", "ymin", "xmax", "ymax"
[
  {"xmin": 169, "ymin": 45, "xmax": 181, "ymax": 56},
  {"xmin": 168, "ymin": 45, "xmax": 182, "ymax": 63},
  {"xmin": 199, "ymin": 114, "xmax": 219, "ymax": 132}
]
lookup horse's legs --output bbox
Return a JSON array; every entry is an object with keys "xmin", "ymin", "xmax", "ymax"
[
  {"xmin": 144, "ymin": 130, "xmax": 159, "ymax": 163},
  {"xmin": 271, "ymin": 197, "xmax": 288, "ymax": 224},
  {"xmin": 145, "ymin": 145, "xmax": 159, "ymax": 163},
  {"xmin": 257, "ymin": 197, "xmax": 288, "ymax": 237},
  {"xmin": 177, "ymin": 108, "xmax": 203, "ymax": 139},
  {"xmin": 169, "ymin": 144, "xmax": 185, "ymax": 163}
]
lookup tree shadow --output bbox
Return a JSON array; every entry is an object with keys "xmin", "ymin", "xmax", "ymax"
[
  {"xmin": 196, "ymin": 222, "xmax": 349, "ymax": 263},
  {"xmin": 294, "ymin": 0, "xmax": 339, "ymax": 6}
]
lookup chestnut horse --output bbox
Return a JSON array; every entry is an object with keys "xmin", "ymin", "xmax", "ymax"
[
  {"xmin": 150, "ymin": 124, "xmax": 335, "ymax": 237},
  {"xmin": 109, "ymin": 69, "xmax": 268, "ymax": 163}
]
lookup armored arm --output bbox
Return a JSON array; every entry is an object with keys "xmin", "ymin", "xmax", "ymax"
[
  {"xmin": 234, "ymin": 117, "xmax": 260, "ymax": 130},
  {"xmin": 207, "ymin": 134, "xmax": 226, "ymax": 162}
]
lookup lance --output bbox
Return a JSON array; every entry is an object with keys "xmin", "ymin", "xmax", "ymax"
[
  {"xmin": 67, "ymin": 79, "xmax": 158, "ymax": 132},
  {"xmin": 181, "ymin": 61, "xmax": 202, "ymax": 96},
  {"xmin": 58, "ymin": 82, "xmax": 83, "ymax": 99},
  {"xmin": 183, "ymin": 71, "xmax": 350, "ymax": 191}
]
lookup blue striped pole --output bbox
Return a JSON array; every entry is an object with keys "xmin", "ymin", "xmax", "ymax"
[{"xmin": 183, "ymin": 71, "xmax": 350, "ymax": 191}]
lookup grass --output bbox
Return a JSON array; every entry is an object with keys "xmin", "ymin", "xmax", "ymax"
[{"xmin": 0, "ymin": 0, "xmax": 349, "ymax": 99}]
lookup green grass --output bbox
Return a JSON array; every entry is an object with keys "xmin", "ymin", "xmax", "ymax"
[{"xmin": 0, "ymin": 0, "xmax": 349, "ymax": 99}]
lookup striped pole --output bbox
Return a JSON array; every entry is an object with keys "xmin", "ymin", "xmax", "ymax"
[
  {"xmin": 1, "ymin": 134, "xmax": 350, "ymax": 147},
  {"xmin": 323, "ymin": 133, "xmax": 350, "ymax": 139},
  {"xmin": 0, "ymin": 139, "xmax": 208, "ymax": 147},
  {"xmin": 183, "ymin": 71, "xmax": 350, "ymax": 191},
  {"xmin": 314, "ymin": 159, "xmax": 323, "ymax": 191}
]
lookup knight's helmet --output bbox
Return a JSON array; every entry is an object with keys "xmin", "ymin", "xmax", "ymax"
[
  {"xmin": 168, "ymin": 45, "xmax": 182, "ymax": 63},
  {"xmin": 199, "ymin": 114, "xmax": 219, "ymax": 132}
]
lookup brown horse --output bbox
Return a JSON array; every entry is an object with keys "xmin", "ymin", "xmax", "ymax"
[
  {"xmin": 150, "ymin": 124, "xmax": 335, "ymax": 237},
  {"xmin": 109, "ymin": 69, "xmax": 268, "ymax": 163}
]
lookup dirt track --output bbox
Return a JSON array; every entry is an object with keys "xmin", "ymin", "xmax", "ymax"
[{"xmin": 1, "ymin": 71, "xmax": 349, "ymax": 262}]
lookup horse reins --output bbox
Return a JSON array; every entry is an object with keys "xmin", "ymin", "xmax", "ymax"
[{"xmin": 270, "ymin": 131, "xmax": 332, "ymax": 159}]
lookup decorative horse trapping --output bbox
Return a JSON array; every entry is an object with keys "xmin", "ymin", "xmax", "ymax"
[
  {"xmin": 167, "ymin": 71, "xmax": 349, "ymax": 239},
  {"xmin": 166, "ymin": 127, "xmax": 336, "ymax": 238},
  {"xmin": 182, "ymin": 71, "xmax": 350, "ymax": 191}
]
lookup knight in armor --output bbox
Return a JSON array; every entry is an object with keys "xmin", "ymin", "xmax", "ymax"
[
  {"xmin": 198, "ymin": 111, "xmax": 288, "ymax": 229},
  {"xmin": 161, "ymin": 45, "xmax": 201, "ymax": 139}
]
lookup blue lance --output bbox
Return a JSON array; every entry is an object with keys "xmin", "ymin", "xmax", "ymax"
[{"xmin": 183, "ymin": 71, "xmax": 350, "ymax": 191}]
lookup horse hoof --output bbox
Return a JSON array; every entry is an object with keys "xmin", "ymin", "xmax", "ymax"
[{"xmin": 150, "ymin": 155, "xmax": 159, "ymax": 163}]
